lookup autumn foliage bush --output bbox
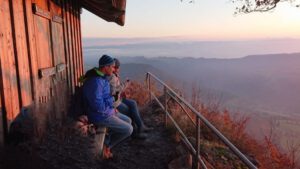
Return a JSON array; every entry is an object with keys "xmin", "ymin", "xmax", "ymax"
[
  {"xmin": 129, "ymin": 79, "xmax": 299, "ymax": 169},
  {"xmin": 125, "ymin": 80, "xmax": 161, "ymax": 106},
  {"xmin": 193, "ymin": 92, "xmax": 299, "ymax": 168}
]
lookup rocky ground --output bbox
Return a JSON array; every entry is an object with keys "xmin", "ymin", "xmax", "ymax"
[
  {"xmin": 0, "ymin": 104, "xmax": 179, "ymax": 169},
  {"xmin": 0, "ymin": 99, "xmax": 252, "ymax": 169}
]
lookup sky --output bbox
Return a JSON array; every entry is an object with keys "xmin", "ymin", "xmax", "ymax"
[{"xmin": 81, "ymin": 0, "xmax": 300, "ymax": 40}]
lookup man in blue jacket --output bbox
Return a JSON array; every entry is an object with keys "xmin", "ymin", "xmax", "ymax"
[{"xmin": 82, "ymin": 54, "xmax": 133, "ymax": 159}]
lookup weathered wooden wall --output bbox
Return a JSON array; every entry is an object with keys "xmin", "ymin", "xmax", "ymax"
[{"xmin": 0, "ymin": 0, "xmax": 83, "ymax": 144}]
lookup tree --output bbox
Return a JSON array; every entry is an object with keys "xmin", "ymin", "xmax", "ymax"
[{"xmin": 231, "ymin": 0, "xmax": 300, "ymax": 13}]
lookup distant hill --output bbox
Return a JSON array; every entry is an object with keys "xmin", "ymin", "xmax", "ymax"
[
  {"xmin": 83, "ymin": 50, "xmax": 300, "ymax": 159},
  {"xmin": 83, "ymin": 58, "xmax": 172, "ymax": 83},
  {"xmin": 83, "ymin": 38, "xmax": 300, "ymax": 58},
  {"xmin": 118, "ymin": 53, "xmax": 300, "ymax": 116},
  {"xmin": 84, "ymin": 53, "xmax": 300, "ymax": 117},
  {"xmin": 115, "ymin": 53, "xmax": 300, "ymax": 149},
  {"xmin": 119, "ymin": 63, "xmax": 171, "ymax": 82}
]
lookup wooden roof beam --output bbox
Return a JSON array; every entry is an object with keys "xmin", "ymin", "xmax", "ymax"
[{"xmin": 80, "ymin": 0, "xmax": 126, "ymax": 26}]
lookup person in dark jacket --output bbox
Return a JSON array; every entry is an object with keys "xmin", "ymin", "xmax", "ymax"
[{"xmin": 82, "ymin": 55, "xmax": 133, "ymax": 159}]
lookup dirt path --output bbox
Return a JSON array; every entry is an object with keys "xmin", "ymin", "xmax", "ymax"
[
  {"xmin": 101, "ymin": 107, "xmax": 177, "ymax": 169},
  {"xmin": 0, "ymin": 105, "xmax": 178, "ymax": 169}
]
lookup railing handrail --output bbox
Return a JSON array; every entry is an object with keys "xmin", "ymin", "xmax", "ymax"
[{"xmin": 146, "ymin": 72, "xmax": 257, "ymax": 169}]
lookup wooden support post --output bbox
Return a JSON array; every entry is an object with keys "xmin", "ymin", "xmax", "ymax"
[{"xmin": 93, "ymin": 126, "xmax": 107, "ymax": 159}]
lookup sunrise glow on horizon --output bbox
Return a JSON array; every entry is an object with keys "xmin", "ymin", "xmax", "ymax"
[{"xmin": 81, "ymin": 0, "xmax": 300, "ymax": 40}]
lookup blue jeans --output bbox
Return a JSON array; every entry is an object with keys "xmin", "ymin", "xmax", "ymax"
[
  {"xmin": 94, "ymin": 113, "xmax": 133, "ymax": 149},
  {"xmin": 117, "ymin": 98, "xmax": 144, "ymax": 130}
]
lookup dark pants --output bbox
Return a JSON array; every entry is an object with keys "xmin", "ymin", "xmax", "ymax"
[{"xmin": 117, "ymin": 98, "xmax": 144, "ymax": 130}]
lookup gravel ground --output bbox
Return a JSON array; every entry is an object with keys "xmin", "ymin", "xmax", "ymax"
[{"xmin": 0, "ymin": 105, "xmax": 178, "ymax": 169}]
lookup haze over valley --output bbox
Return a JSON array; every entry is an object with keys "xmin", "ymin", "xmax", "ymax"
[
  {"xmin": 83, "ymin": 38, "xmax": 300, "ymax": 59},
  {"xmin": 83, "ymin": 38, "xmax": 300, "ymax": 150}
]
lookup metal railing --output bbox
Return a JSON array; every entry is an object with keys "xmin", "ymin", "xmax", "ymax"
[{"xmin": 146, "ymin": 72, "xmax": 257, "ymax": 169}]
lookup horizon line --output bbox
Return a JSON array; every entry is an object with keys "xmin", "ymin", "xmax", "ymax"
[{"xmin": 82, "ymin": 36, "xmax": 300, "ymax": 42}]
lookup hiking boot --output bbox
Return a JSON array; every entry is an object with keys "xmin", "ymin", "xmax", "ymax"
[
  {"xmin": 139, "ymin": 125, "xmax": 154, "ymax": 133},
  {"xmin": 132, "ymin": 132, "xmax": 148, "ymax": 140},
  {"xmin": 102, "ymin": 145, "xmax": 113, "ymax": 159}
]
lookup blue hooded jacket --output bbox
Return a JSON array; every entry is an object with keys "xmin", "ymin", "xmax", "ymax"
[{"xmin": 82, "ymin": 68, "xmax": 114, "ymax": 123}]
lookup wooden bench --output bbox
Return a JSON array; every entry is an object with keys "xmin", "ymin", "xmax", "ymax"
[
  {"xmin": 92, "ymin": 126, "xmax": 107, "ymax": 159},
  {"xmin": 76, "ymin": 115, "xmax": 107, "ymax": 159}
]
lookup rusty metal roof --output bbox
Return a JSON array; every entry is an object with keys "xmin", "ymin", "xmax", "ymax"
[{"xmin": 80, "ymin": 0, "xmax": 126, "ymax": 26}]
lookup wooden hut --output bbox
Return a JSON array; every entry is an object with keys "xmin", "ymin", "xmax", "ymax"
[{"xmin": 0, "ymin": 0, "xmax": 126, "ymax": 145}]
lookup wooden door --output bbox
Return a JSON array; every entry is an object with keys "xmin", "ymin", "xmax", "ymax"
[
  {"xmin": 50, "ymin": 0, "xmax": 68, "ymax": 119},
  {"xmin": 31, "ymin": 0, "xmax": 70, "ymax": 128},
  {"xmin": 32, "ymin": 0, "xmax": 55, "ymax": 133}
]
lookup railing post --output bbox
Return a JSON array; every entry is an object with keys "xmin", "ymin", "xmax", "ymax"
[
  {"xmin": 144, "ymin": 72, "xmax": 256, "ymax": 169},
  {"xmin": 192, "ymin": 116, "xmax": 201, "ymax": 169},
  {"xmin": 196, "ymin": 117, "xmax": 200, "ymax": 169},
  {"xmin": 147, "ymin": 73, "xmax": 152, "ymax": 104},
  {"xmin": 164, "ymin": 86, "xmax": 168, "ymax": 127}
]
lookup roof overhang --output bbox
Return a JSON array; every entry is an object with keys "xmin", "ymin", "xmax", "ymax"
[{"xmin": 80, "ymin": 0, "xmax": 126, "ymax": 26}]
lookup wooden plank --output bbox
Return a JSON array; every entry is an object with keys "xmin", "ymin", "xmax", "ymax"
[
  {"xmin": 75, "ymin": 0, "xmax": 83, "ymax": 82},
  {"xmin": 50, "ymin": 1, "xmax": 64, "ymax": 80},
  {"xmin": 0, "ymin": 0, "xmax": 20, "ymax": 121},
  {"xmin": 24, "ymin": 0, "xmax": 39, "ymax": 102},
  {"xmin": 51, "ymin": 0, "xmax": 62, "ymax": 25},
  {"xmin": 75, "ymin": 1, "xmax": 82, "ymax": 83},
  {"xmin": 50, "ymin": 0, "xmax": 68, "ymax": 118},
  {"xmin": 62, "ymin": 0, "xmax": 72, "ymax": 94},
  {"xmin": 81, "ymin": 0, "xmax": 125, "ymax": 25},
  {"xmin": 78, "ymin": 2, "xmax": 84, "ymax": 77},
  {"xmin": 33, "ymin": 1, "xmax": 53, "ymax": 122},
  {"xmin": 32, "ymin": 0, "xmax": 55, "ymax": 136},
  {"xmin": 34, "ymin": 3, "xmax": 53, "ymax": 69},
  {"xmin": 62, "ymin": 0, "xmax": 71, "ymax": 112},
  {"xmin": 11, "ymin": 0, "xmax": 33, "ymax": 107},
  {"xmin": 52, "ymin": 14, "xmax": 62, "ymax": 24},
  {"xmin": 38, "ymin": 66, "xmax": 56, "ymax": 78},
  {"xmin": 66, "ymin": 0, "xmax": 75, "ymax": 93},
  {"xmin": 56, "ymin": 63, "xmax": 66, "ymax": 73},
  {"xmin": 32, "ymin": 3, "xmax": 51, "ymax": 20},
  {"xmin": 69, "ymin": 0, "xmax": 78, "ymax": 90},
  {"xmin": 93, "ymin": 127, "xmax": 107, "ymax": 159},
  {"xmin": 70, "ymin": 1, "xmax": 78, "ymax": 88},
  {"xmin": 73, "ymin": 1, "xmax": 80, "ymax": 87}
]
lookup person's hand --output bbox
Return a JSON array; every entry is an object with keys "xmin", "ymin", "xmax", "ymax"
[
  {"xmin": 121, "ymin": 92, "xmax": 126, "ymax": 99},
  {"xmin": 121, "ymin": 90, "xmax": 131, "ymax": 99}
]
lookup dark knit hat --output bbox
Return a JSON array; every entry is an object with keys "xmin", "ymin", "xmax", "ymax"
[
  {"xmin": 99, "ymin": 55, "xmax": 114, "ymax": 67},
  {"xmin": 114, "ymin": 58, "xmax": 120, "ymax": 68}
]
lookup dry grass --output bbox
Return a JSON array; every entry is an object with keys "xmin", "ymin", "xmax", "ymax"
[{"xmin": 120, "ymin": 80, "xmax": 299, "ymax": 168}]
